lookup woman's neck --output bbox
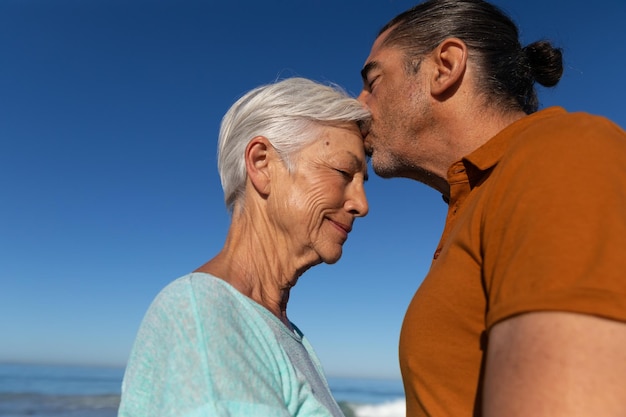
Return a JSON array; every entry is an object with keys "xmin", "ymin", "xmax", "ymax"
[{"xmin": 194, "ymin": 209, "xmax": 311, "ymax": 329}]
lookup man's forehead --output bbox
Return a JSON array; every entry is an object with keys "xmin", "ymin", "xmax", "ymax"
[
  {"xmin": 369, "ymin": 28, "xmax": 393, "ymax": 56},
  {"xmin": 361, "ymin": 41, "xmax": 404, "ymax": 78}
]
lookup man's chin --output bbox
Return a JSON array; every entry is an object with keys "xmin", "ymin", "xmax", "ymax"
[{"xmin": 370, "ymin": 158, "xmax": 396, "ymax": 179}]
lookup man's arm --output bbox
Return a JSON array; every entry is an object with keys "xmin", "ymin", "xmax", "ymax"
[{"xmin": 483, "ymin": 311, "xmax": 626, "ymax": 417}]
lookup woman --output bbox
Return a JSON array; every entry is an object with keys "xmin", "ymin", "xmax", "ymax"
[{"xmin": 118, "ymin": 77, "xmax": 370, "ymax": 417}]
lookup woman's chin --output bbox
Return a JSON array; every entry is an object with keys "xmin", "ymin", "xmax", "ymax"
[{"xmin": 321, "ymin": 249, "xmax": 343, "ymax": 265}]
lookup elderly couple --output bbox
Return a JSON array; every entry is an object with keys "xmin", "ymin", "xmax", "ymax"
[{"xmin": 118, "ymin": 1, "xmax": 626, "ymax": 416}]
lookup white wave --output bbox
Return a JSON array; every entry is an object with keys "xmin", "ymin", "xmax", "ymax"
[{"xmin": 352, "ymin": 398, "xmax": 406, "ymax": 417}]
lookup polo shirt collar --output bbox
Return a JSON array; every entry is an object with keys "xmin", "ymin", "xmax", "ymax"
[
  {"xmin": 463, "ymin": 106, "xmax": 567, "ymax": 173},
  {"xmin": 442, "ymin": 107, "xmax": 566, "ymax": 205}
]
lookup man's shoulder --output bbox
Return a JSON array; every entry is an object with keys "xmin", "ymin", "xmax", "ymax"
[
  {"xmin": 522, "ymin": 107, "xmax": 624, "ymax": 140},
  {"xmin": 506, "ymin": 107, "xmax": 626, "ymax": 156}
]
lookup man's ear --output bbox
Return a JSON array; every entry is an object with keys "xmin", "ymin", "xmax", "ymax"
[
  {"xmin": 430, "ymin": 37, "xmax": 468, "ymax": 97},
  {"xmin": 245, "ymin": 136, "xmax": 273, "ymax": 196}
]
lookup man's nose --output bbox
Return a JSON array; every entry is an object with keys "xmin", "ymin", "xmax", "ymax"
[{"xmin": 357, "ymin": 90, "xmax": 368, "ymax": 105}]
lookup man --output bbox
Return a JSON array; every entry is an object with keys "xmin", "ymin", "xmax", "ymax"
[{"xmin": 357, "ymin": 0, "xmax": 626, "ymax": 416}]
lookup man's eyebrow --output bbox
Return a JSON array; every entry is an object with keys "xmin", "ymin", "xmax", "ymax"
[{"xmin": 360, "ymin": 61, "xmax": 379, "ymax": 83}]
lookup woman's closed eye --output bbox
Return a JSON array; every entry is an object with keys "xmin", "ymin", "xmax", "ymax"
[{"xmin": 335, "ymin": 168, "xmax": 352, "ymax": 179}]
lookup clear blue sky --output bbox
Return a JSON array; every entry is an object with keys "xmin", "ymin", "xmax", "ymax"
[{"xmin": 2, "ymin": 0, "xmax": 625, "ymax": 379}]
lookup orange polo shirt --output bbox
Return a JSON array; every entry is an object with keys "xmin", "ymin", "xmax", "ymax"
[{"xmin": 399, "ymin": 107, "xmax": 626, "ymax": 417}]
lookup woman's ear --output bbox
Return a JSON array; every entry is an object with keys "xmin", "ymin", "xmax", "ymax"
[
  {"xmin": 245, "ymin": 136, "xmax": 273, "ymax": 196},
  {"xmin": 430, "ymin": 37, "xmax": 468, "ymax": 97}
]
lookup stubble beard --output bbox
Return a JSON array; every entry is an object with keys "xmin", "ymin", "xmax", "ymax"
[{"xmin": 367, "ymin": 128, "xmax": 414, "ymax": 179}]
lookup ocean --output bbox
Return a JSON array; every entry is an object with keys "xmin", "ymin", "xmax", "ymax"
[{"xmin": 0, "ymin": 363, "xmax": 405, "ymax": 417}]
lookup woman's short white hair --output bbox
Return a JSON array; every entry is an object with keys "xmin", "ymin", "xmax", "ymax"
[{"xmin": 218, "ymin": 77, "xmax": 371, "ymax": 212}]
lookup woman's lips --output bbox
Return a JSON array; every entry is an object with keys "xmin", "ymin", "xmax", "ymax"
[{"xmin": 329, "ymin": 219, "xmax": 351, "ymax": 238}]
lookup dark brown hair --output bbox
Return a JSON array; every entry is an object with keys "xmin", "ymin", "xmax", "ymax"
[{"xmin": 379, "ymin": 0, "xmax": 563, "ymax": 114}]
